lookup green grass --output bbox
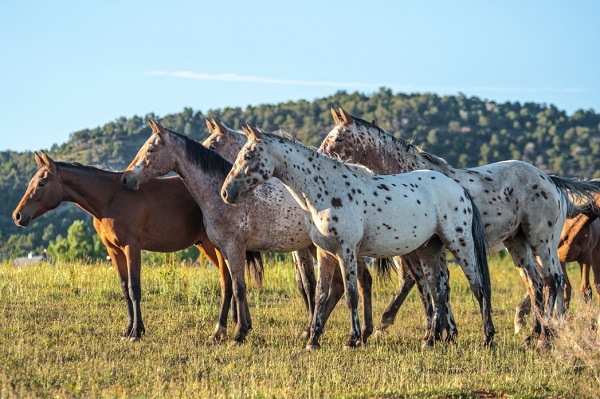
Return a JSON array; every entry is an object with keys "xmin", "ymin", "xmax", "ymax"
[{"xmin": 0, "ymin": 255, "xmax": 598, "ymax": 398}]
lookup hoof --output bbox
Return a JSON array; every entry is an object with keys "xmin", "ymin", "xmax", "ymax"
[
  {"xmin": 305, "ymin": 344, "xmax": 321, "ymax": 351},
  {"xmin": 373, "ymin": 329, "xmax": 385, "ymax": 340},
  {"xmin": 298, "ymin": 331, "xmax": 310, "ymax": 341},
  {"xmin": 536, "ymin": 338, "xmax": 551, "ymax": 351},
  {"xmin": 129, "ymin": 336, "xmax": 141, "ymax": 343},
  {"xmin": 230, "ymin": 340, "xmax": 244, "ymax": 347},
  {"xmin": 421, "ymin": 340, "xmax": 435, "ymax": 349}
]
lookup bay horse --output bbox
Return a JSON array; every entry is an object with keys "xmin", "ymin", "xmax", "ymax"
[
  {"xmin": 515, "ymin": 211, "xmax": 600, "ymax": 329},
  {"xmin": 204, "ymin": 118, "xmax": 457, "ymax": 344},
  {"xmin": 12, "ymin": 151, "xmax": 262, "ymax": 342},
  {"xmin": 319, "ymin": 107, "xmax": 600, "ymax": 344},
  {"xmin": 121, "ymin": 120, "xmax": 360, "ymax": 345},
  {"xmin": 221, "ymin": 125, "xmax": 495, "ymax": 349}
]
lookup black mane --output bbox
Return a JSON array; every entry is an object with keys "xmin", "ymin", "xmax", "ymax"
[
  {"xmin": 55, "ymin": 161, "xmax": 119, "ymax": 174},
  {"xmin": 167, "ymin": 129, "xmax": 233, "ymax": 178}
]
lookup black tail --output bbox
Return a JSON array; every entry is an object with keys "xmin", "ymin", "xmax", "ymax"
[
  {"xmin": 548, "ymin": 175, "xmax": 600, "ymax": 218},
  {"xmin": 373, "ymin": 257, "xmax": 398, "ymax": 282},
  {"xmin": 245, "ymin": 251, "xmax": 264, "ymax": 290},
  {"xmin": 465, "ymin": 190, "xmax": 491, "ymax": 301}
]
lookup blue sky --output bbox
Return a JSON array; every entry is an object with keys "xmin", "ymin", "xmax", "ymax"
[{"xmin": 2, "ymin": 1, "xmax": 599, "ymax": 152}]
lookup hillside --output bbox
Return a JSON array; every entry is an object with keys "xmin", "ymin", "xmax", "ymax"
[{"xmin": 2, "ymin": 88, "xmax": 599, "ymax": 257}]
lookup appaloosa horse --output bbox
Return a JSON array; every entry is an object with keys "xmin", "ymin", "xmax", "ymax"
[
  {"xmin": 320, "ymin": 108, "xmax": 600, "ymax": 344},
  {"xmin": 12, "ymin": 152, "xmax": 262, "ymax": 341},
  {"xmin": 121, "ymin": 120, "xmax": 367, "ymax": 345},
  {"xmin": 221, "ymin": 125, "xmax": 494, "ymax": 349},
  {"xmin": 202, "ymin": 118, "xmax": 457, "ymax": 345}
]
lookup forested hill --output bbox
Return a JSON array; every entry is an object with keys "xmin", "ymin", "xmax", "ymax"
[{"xmin": 2, "ymin": 88, "xmax": 599, "ymax": 257}]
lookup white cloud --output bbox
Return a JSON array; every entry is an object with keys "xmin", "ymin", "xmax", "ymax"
[{"xmin": 146, "ymin": 70, "xmax": 589, "ymax": 94}]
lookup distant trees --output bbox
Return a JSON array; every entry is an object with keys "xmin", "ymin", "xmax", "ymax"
[{"xmin": 2, "ymin": 88, "xmax": 600, "ymax": 258}]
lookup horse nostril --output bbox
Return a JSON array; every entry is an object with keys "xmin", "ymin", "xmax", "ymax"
[
  {"xmin": 15, "ymin": 212, "xmax": 21, "ymax": 222},
  {"xmin": 121, "ymin": 176, "xmax": 127, "ymax": 185},
  {"xmin": 222, "ymin": 189, "xmax": 228, "ymax": 199}
]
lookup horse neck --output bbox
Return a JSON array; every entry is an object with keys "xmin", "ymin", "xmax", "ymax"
[
  {"xmin": 218, "ymin": 130, "xmax": 247, "ymax": 163},
  {"xmin": 378, "ymin": 132, "xmax": 454, "ymax": 175},
  {"xmin": 58, "ymin": 165, "xmax": 119, "ymax": 219},
  {"xmin": 170, "ymin": 142, "xmax": 228, "ymax": 209},
  {"xmin": 268, "ymin": 138, "xmax": 338, "ymax": 209}
]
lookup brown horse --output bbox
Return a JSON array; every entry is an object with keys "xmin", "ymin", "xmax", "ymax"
[
  {"xmin": 515, "ymin": 210, "xmax": 600, "ymax": 329},
  {"xmin": 12, "ymin": 152, "xmax": 262, "ymax": 341}
]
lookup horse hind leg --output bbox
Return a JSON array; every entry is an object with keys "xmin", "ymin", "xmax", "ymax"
[
  {"xmin": 580, "ymin": 260, "xmax": 593, "ymax": 305},
  {"xmin": 505, "ymin": 236, "xmax": 545, "ymax": 342},
  {"xmin": 377, "ymin": 255, "xmax": 417, "ymax": 334},
  {"xmin": 292, "ymin": 249, "xmax": 317, "ymax": 339}
]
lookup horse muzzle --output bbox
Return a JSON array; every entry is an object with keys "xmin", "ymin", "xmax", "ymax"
[
  {"xmin": 12, "ymin": 211, "xmax": 31, "ymax": 227},
  {"xmin": 221, "ymin": 185, "xmax": 241, "ymax": 205},
  {"xmin": 121, "ymin": 173, "xmax": 140, "ymax": 190}
]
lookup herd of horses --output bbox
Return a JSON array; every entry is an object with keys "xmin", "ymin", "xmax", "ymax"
[{"xmin": 12, "ymin": 108, "xmax": 600, "ymax": 350}]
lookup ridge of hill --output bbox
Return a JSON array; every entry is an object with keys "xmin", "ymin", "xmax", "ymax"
[{"xmin": 2, "ymin": 88, "xmax": 599, "ymax": 257}]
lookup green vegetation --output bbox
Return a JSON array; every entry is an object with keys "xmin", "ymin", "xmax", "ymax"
[
  {"xmin": 2, "ymin": 89, "xmax": 599, "ymax": 259},
  {"xmin": 0, "ymin": 255, "xmax": 597, "ymax": 398}
]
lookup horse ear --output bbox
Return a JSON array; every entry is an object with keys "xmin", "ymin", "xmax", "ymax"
[
  {"xmin": 331, "ymin": 107, "xmax": 341, "ymax": 124},
  {"xmin": 339, "ymin": 107, "xmax": 354, "ymax": 125},
  {"xmin": 148, "ymin": 119, "xmax": 161, "ymax": 135},
  {"xmin": 40, "ymin": 151, "xmax": 53, "ymax": 166},
  {"xmin": 212, "ymin": 119, "xmax": 228, "ymax": 135},
  {"xmin": 205, "ymin": 118, "xmax": 215, "ymax": 133},
  {"xmin": 241, "ymin": 124, "xmax": 250, "ymax": 137},
  {"xmin": 371, "ymin": 119, "xmax": 377, "ymax": 125},
  {"xmin": 34, "ymin": 152, "xmax": 44, "ymax": 167},
  {"xmin": 246, "ymin": 124, "xmax": 262, "ymax": 141}
]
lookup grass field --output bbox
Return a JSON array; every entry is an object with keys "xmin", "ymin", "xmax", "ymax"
[{"xmin": 0, "ymin": 254, "xmax": 598, "ymax": 398}]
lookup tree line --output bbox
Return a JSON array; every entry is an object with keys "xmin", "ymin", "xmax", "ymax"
[{"xmin": 2, "ymin": 88, "xmax": 599, "ymax": 260}]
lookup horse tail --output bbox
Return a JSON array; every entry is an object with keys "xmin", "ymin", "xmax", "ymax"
[
  {"xmin": 373, "ymin": 257, "xmax": 397, "ymax": 282},
  {"xmin": 245, "ymin": 251, "xmax": 264, "ymax": 290},
  {"xmin": 548, "ymin": 175, "xmax": 600, "ymax": 218},
  {"xmin": 465, "ymin": 190, "xmax": 491, "ymax": 302}
]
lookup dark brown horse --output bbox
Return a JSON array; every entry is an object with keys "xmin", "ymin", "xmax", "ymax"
[{"xmin": 12, "ymin": 152, "xmax": 262, "ymax": 341}]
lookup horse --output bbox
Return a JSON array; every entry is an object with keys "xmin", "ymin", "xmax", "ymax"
[
  {"xmin": 204, "ymin": 118, "xmax": 452, "ymax": 345},
  {"xmin": 319, "ymin": 107, "xmax": 600, "ymax": 344},
  {"xmin": 121, "ymin": 120, "xmax": 362, "ymax": 345},
  {"xmin": 515, "ymin": 211, "xmax": 600, "ymax": 328},
  {"xmin": 221, "ymin": 125, "xmax": 495, "ymax": 349},
  {"xmin": 12, "ymin": 151, "xmax": 262, "ymax": 342},
  {"xmin": 204, "ymin": 118, "xmax": 377, "ymax": 340}
]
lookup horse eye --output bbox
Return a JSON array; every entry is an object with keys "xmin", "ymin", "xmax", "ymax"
[
  {"xmin": 38, "ymin": 181, "xmax": 45, "ymax": 187},
  {"xmin": 244, "ymin": 153, "xmax": 252, "ymax": 160},
  {"xmin": 335, "ymin": 137, "xmax": 344, "ymax": 143},
  {"xmin": 148, "ymin": 147, "xmax": 155, "ymax": 154}
]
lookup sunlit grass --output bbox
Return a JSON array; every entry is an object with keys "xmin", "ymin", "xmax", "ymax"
[{"xmin": 0, "ymin": 255, "xmax": 598, "ymax": 398}]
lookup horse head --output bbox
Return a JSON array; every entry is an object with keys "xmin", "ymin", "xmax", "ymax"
[
  {"xmin": 319, "ymin": 107, "xmax": 376, "ymax": 163},
  {"xmin": 121, "ymin": 120, "xmax": 177, "ymax": 190},
  {"xmin": 13, "ymin": 151, "xmax": 63, "ymax": 226},
  {"xmin": 202, "ymin": 118, "xmax": 246, "ymax": 163},
  {"xmin": 221, "ymin": 124, "xmax": 273, "ymax": 205}
]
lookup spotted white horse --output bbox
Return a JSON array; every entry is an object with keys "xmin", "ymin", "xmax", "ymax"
[
  {"xmin": 204, "ymin": 119, "xmax": 453, "ymax": 345},
  {"xmin": 203, "ymin": 118, "xmax": 376, "ymax": 342},
  {"xmin": 320, "ymin": 108, "xmax": 600, "ymax": 344},
  {"xmin": 221, "ymin": 125, "xmax": 495, "ymax": 349}
]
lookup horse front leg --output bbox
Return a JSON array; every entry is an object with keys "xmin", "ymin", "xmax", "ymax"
[
  {"xmin": 307, "ymin": 249, "xmax": 337, "ymax": 350},
  {"xmin": 337, "ymin": 248, "xmax": 361, "ymax": 349},
  {"xmin": 356, "ymin": 257, "xmax": 373, "ymax": 343},
  {"xmin": 124, "ymin": 245, "xmax": 145, "ymax": 342},
  {"xmin": 105, "ymin": 245, "xmax": 134, "ymax": 339},
  {"xmin": 211, "ymin": 249, "xmax": 232, "ymax": 341},
  {"xmin": 580, "ymin": 260, "xmax": 592, "ymax": 305},
  {"xmin": 223, "ymin": 249, "xmax": 251, "ymax": 345}
]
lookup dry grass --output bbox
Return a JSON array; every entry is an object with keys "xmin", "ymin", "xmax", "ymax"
[{"xmin": 0, "ymin": 255, "xmax": 598, "ymax": 398}]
